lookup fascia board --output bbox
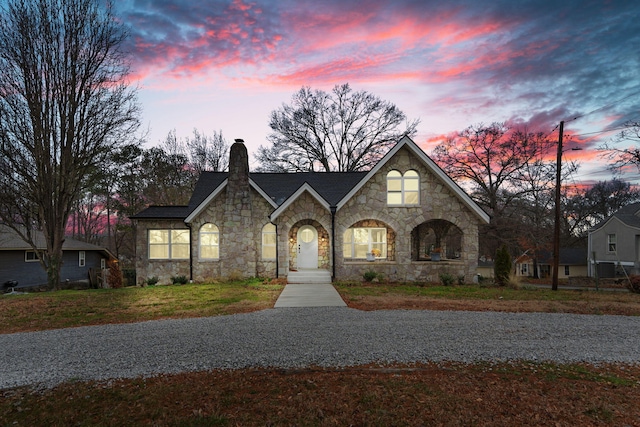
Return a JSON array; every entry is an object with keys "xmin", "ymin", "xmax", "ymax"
[
  {"xmin": 184, "ymin": 179, "xmax": 228, "ymax": 223},
  {"xmin": 270, "ymin": 182, "xmax": 330, "ymax": 221}
]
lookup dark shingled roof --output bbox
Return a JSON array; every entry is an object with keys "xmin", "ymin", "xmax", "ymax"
[
  {"xmin": 250, "ymin": 172, "xmax": 367, "ymax": 206},
  {"xmin": 0, "ymin": 224, "xmax": 115, "ymax": 258},
  {"xmin": 129, "ymin": 205, "xmax": 191, "ymax": 220},
  {"xmin": 591, "ymin": 202, "xmax": 640, "ymax": 231},
  {"xmin": 132, "ymin": 171, "xmax": 368, "ymax": 220}
]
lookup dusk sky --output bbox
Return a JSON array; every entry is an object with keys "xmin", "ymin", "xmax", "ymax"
[{"xmin": 117, "ymin": 0, "xmax": 640, "ymax": 185}]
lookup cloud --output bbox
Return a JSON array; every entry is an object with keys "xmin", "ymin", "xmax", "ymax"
[{"xmin": 117, "ymin": 0, "xmax": 640, "ymax": 185}]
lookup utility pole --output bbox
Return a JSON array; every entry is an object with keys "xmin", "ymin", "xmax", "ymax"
[{"xmin": 552, "ymin": 121, "xmax": 564, "ymax": 291}]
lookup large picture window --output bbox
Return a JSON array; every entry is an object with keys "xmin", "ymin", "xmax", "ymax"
[
  {"xmin": 262, "ymin": 223, "xmax": 277, "ymax": 260},
  {"xmin": 199, "ymin": 223, "xmax": 219, "ymax": 259},
  {"xmin": 343, "ymin": 227, "xmax": 387, "ymax": 259},
  {"xmin": 387, "ymin": 170, "xmax": 419, "ymax": 205},
  {"xmin": 149, "ymin": 229, "xmax": 190, "ymax": 260}
]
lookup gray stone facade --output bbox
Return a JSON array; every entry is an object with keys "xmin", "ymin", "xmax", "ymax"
[{"xmin": 133, "ymin": 138, "xmax": 487, "ymax": 285}]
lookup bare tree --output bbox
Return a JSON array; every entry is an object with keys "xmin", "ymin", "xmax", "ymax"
[
  {"xmin": 257, "ymin": 84, "xmax": 420, "ymax": 172},
  {"xmin": 431, "ymin": 123, "xmax": 560, "ymax": 255},
  {"xmin": 565, "ymin": 178, "xmax": 640, "ymax": 238},
  {"xmin": 601, "ymin": 121, "xmax": 640, "ymax": 171},
  {"xmin": 187, "ymin": 128, "xmax": 229, "ymax": 173},
  {"xmin": 0, "ymin": 0, "xmax": 140, "ymax": 289}
]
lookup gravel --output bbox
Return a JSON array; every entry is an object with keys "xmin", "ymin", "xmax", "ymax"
[{"xmin": 1, "ymin": 307, "xmax": 639, "ymax": 389}]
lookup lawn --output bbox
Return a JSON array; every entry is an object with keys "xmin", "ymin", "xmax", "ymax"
[
  {"xmin": 2, "ymin": 280, "xmax": 640, "ymax": 425},
  {"xmin": 335, "ymin": 282, "xmax": 640, "ymax": 316},
  {"xmin": 0, "ymin": 278, "xmax": 283, "ymax": 334}
]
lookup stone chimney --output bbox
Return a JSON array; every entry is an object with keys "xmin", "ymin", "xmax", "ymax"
[{"xmin": 222, "ymin": 139, "xmax": 256, "ymax": 277}]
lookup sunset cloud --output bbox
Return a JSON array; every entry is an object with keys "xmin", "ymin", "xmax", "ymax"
[{"xmin": 116, "ymin": 0, "xmax": 640, "ymax": 183}]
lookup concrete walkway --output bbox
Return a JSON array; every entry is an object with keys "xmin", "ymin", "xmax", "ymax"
[{"xmin": 274, "ymin": 283, "xmax": 347, "ymax": 307}]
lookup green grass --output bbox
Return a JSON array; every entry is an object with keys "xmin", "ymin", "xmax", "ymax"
[{"xmin": 0, "ymin": 278, "xmax": 283, "ymax": 334}]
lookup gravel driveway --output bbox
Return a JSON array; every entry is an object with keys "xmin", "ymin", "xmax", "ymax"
[{"xmin": 2, "ymin": 307, "xmax": 639, "ymax": 389}]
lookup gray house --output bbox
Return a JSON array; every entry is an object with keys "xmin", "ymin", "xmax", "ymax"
[
  {"xmin": 131, "ymin": 136, "xmax": 490, "ymax": 285},
  {"xmin": 0, "ymin": 224, "xmax": 114, "ymax": 289},
  {"xmin": 587, "ymin": 202, "xmax": 640, "ymax": 278}
]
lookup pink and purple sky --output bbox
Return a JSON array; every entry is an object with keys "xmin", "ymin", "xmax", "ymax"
[{"xmin": 117, "ymin": 0, "xmax": 640, "ymax": 184}]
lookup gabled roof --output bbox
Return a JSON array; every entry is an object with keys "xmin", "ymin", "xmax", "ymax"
[
  {"xmin": 269, "ymin": 182, "xmax": 330, "ymax": 221},
  {"xmin": 336, "ymin": 136, "xmax": 490, "ymax": 223},
  {"xmin": 130, "ymin": 136, "xmax": 489, "ymax": 224},
  {"xmin": 0, "ymin": 224, "xmax": 115, "ymax": 259},
  {"xmin": 590, "ymin": 202, "xmax": 640, "ymax": 232}
]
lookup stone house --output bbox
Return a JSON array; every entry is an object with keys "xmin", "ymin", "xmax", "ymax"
[{"xmin": 131, "ymin": 136, "xmax": 489, "ymax": 285}]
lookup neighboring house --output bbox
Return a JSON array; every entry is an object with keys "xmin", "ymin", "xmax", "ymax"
[
  {"xmin": 477, "ymin": 259, "xmax": 495, "ymax": 279},
  {"xmin": 0, "ymin": 224, "xmax": 114, "ymax": 289},
  {"xmin": 588, "ymin": 202, "xmax": 640, "ymax": 278},
  {"xmin": 515, "ymin": 248, "xmax": 588, "ymax": 279},
  {"xmin": 131, "ymin": 136, "xmax": 490, "ymax": 285}
]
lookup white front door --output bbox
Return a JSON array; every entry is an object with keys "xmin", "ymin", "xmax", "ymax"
[{"xmin": 297, "ymin": 225, "xmax": 318, "ymax": 269}]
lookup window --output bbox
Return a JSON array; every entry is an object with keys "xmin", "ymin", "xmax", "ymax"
[
  {"xmin": 79, "ymin": 251, "xmax": 86, "ymax": 267},
  {"xmin": 25, "ymin": 250, "xmax": 39, "ymax": 262},
  {"xmin": 101, "ymin": 258, "xmax": 106, "ymax": 269},
  {"xmin": 387, "ymin": 170, "xmax": 419, "ymax": 205},
  {"xmin": 262, "ymin": 223, "xmax": 277, "ymax": 260},
  {"xmin": 607, "ymin": 234, "xmax": 616, "ymax": 252},
  {"xmin": 199, "ymin": 223, "xmax": 219, "ymax": 259},
  {"xmin": 343, "ymin": 228, "xmax": 387, "ymax": 259},
  {"xmin": 564, "ymin": 265, "xmax": 570, "ymax": 276},
  {"xmin": 149, "ymin": 229, "xmax": 190, "ymax": 260}
]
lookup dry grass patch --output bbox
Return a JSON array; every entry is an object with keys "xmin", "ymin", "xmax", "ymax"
[
  {"xmin": 336, "ymin": 283, "xmax": 640, "ymax": 316},
  {"xmin": 2, "ymin": 362, "xmax": 639, "ymax": 426}
]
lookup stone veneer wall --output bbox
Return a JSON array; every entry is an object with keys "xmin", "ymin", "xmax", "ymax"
[
  {"xmin": 135, "ymin": 144, "xmax": 482, "ymax": 284},
  {"xmin": 133, "ymin": 219, "xmax": 191, "ymax": 285},
  {"xmin": 273, "ymin": 191, "xmax": 332, "ymax": 277},
  {"xmin": 334, "ymin": 146, "xmax": 481, "ymax": 283},
  {"xmin": 189, "ymin": 186, "xmax": 278, "ymax": 281}
]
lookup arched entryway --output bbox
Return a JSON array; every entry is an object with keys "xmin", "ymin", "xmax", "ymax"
[
  {"xmin": 411, "ymin": 219, "xmax": 463, "ymax": 261},
  {"xmin": 289, "ymin": 220, "xmax": 330, "ymax": 271}
]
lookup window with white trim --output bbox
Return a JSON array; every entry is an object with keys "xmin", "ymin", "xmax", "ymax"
[
  {"xmin": 343, "ymin": 227, "xmax": 387, "ymax": 259},
  {"xmin": 149, "ymin": 229, "xmax": 190, "ymax": 260},
  {"xmin": 199, "ymin": 223, "xmax": 219, "ymax": 259},
  {"xmin": 387, "ymin": 170, "xmax": 419, "ymax": 205},
  {"xmin": 79, "ymin": 251, "xmax": 86, "ymax": 267},
  {"xmin": 607, "ymin": 234, "xmax": 616, "ymax": 253},
  {"xmin": 25, "ymin": 250, "xmax": 39, "ymax": 262},
  {"xmin": 262, "ymin": 223, "xmax": 277, "ymax": 260}
]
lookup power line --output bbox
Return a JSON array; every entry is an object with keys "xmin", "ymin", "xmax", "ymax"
[{"xmin": 565, "ymin": 88, "xmax": 640, "ymax": 124}]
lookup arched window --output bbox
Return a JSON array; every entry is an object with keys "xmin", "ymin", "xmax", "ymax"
[
  {"xmin": 262, "ymin": 223, "xmax": 277, "ymax": 260},
  {"xmin": 387, "ymin": 170, "xmax": 419, "ymax": 205},
  {"xmin": 199, "ymin": 223, "xmax": 219, "ymax": 259}
]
